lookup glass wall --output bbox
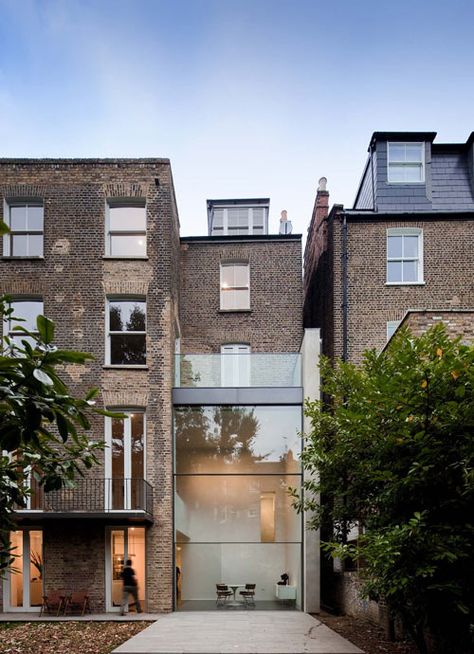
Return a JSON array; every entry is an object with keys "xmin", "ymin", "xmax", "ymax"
[{"xmin": 174, "ymin": 406, "xmax": 302, "ymax": 607}]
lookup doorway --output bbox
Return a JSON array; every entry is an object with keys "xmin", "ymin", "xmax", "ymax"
[
  {"xmin": 4, "ymin": 530, "xmax": 43, "ymax": 612},
  {"xmin": 105, "ymin": 527, "xmax": 146, "ymax": 612}
]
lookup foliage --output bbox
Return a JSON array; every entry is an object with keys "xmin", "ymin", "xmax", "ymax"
[
  {"xmin": 293, "ymin": 325, "xmax": 474, "ymax": 653},
  {"xmin": 0, "ymin": 293, "xmax": 108, "ymax": 572}
]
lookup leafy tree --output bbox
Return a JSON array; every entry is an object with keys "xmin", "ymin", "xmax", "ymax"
[
  {"xmin": 0, "ymin": 290, "xmax": 106, "ymax": 572},
  {"xmin": 293, "ymin": 325, "xmax": 474, "ymax": 654}
]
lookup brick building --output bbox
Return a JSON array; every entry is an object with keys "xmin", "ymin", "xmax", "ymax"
[
  {"xmin": 303, "ymin": 132, "xmax": 474, "ymax": 621},
  {"xmin": 304, "ymin": 132, "xmax": 474, "ymax": 363},
  {"xmin": 1, "ymin": 170, "xmax": 319, "ymax": 614}
]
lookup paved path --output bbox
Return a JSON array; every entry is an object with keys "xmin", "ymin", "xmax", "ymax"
[{"xmin": 113, "ymin": 611, "xmax": 363, "ymax": 654}]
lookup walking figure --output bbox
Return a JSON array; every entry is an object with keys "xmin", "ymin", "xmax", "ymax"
[{"xmin": 120, "ymin": 558, "xmax": 142, "ymax": 615}]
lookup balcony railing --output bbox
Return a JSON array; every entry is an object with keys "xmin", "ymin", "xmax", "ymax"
[
  {"xmin": 175, "ymin": 353, "xmax": 302, "ymax": 388},
  {"xmin": 20, "ymin": 478, "xmax": 153, "ymax": 516}
]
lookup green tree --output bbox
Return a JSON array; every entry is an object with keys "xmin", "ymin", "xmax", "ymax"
[
  {"xmin": 0, "ymin": 290, "xmax": 107, "ymax": 572},
  {"xmin": 293, "ymin": 325, "xmax": 474, "ymax": 654}
]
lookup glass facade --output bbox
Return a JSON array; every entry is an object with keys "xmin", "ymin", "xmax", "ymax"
[{"xmin": 174, "ymin": 406, "xmax": 302, "ymax": 607}]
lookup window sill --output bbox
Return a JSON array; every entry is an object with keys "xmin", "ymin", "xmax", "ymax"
[
  {"xmin": 1, "ymin": 256, "xmax": 44, "ymax": 260},
  {"xmin": 102, "ymin": 255, "xmax": 149, "ymax": 260},
  {"xmin": 385, "ymin": 281, "xmax": 426, "ymax": 286},
  {"xmin": 218, "ymin": 309, "xmax": 252, "ymax": 313},
  {"xmin": 103, "ymin": 365, "xmax": 149, "ymax": 370}
]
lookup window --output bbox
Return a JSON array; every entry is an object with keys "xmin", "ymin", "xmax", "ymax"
[
  {"xmin": 388, "ymin": 142, "xmax": 424, "ymax": 183},
  {"xmin": 386, "ymin": 320, "xmax": 401, "ymax": 341},
  {"xmin": 105, "ymin": 412, "xmax": 145, "ymax": 510},
  {"xmin": 220, "ymin": 262, "xmax": 250, "ymax": 310},
  {"xmin": 387, "ymin": 228, "xmax": 423, "ymax": 284},
  {"xmin": 5, "ymin": 299, "xmax": 43, "ymax": 350},
  {"xmin": 3, "ymin": 202, "xmax": 43, "ymax": 257},
  {"xmin": 211, "ymin": 207, "xmax": 267, "ymax": 236},
  {"xmin": 221, "ymin": 343, "xmax": 251, "ymax": 386},
  {"xmin": 107, "ymin": 299, "xmax": 146, "ymax": 365},
  {"xmin": 106, "ymin": 201, "xmax": 146, "ymax": 256}
]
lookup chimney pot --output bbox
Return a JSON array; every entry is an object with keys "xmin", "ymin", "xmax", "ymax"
[{"xmin": 318, "ymin": 177, "xmax": 328, "ymax": 192}]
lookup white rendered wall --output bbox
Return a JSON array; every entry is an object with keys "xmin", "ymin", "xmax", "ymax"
[{"xmin": 300, "ymin": 328, "xmax": 321, "ymax": 613}]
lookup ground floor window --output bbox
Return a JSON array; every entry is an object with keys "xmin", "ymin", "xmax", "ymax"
[
  {"xmin": 5, "ymin": 530, "xmax": 43, "ymax": 611},
  {"xmin": 174, "ymin": 405, "xmax": 302, "ymax": 609}
]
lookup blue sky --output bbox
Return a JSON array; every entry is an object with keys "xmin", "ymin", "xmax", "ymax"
[{"xmin": 1, "ymin": 0, "xmax": 474, "ymax": 237}]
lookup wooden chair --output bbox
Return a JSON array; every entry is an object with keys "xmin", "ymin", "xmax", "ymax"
[
  {"xmin": 64, "ymin": 590, "xmax": 91, "ymax": 615},
  {"xmin": 215, "ymin": 584, "xmax": 232, "ymax": 606},
  {"xmin": 239, "ymin": 583, "xmax": 256, "ymax": 606},
  {"xmin": 40, "ymin": 589, "xmax": 66, "ymax": 616}
]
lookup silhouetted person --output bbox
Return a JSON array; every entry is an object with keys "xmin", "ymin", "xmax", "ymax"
[{"xmin": 120, "ymin": 559, "xmax": 142, "ymax": 615}]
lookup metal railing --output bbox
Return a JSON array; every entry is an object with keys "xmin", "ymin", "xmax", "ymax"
[
  {"xmin": 174, "ymin": 353, "xmax": 302, "ymax": 388},
  {"xmin": 23, "ymin": 478, "xmax": 153, "ymax": 516}
]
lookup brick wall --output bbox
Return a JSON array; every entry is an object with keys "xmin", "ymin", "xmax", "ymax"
[
  {"xmin": 179, "ymin": 237, "xmax": 303, "ymax": 353},
  {"xmin": 305, "ymin": 211, "xmax": 474, "ymax": 364},
  {"xmin": 0, "ymin": 159, "xmax": 179, "ymax": 613},
  {"xmin": 401, "ymin": 309, "xmax": 474, "ymax": 342}
]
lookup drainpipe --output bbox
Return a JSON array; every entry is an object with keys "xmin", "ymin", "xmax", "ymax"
[{"xmin": 342, "ymin": 212, "xmax": 349, "ymax": 362}]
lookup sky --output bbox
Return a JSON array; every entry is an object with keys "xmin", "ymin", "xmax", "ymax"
[{"xmin": 1, "ymin": 0, "xmax": 474, "ymax": 239}]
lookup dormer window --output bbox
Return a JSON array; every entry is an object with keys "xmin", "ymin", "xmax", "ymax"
[
  {"xmin": 388, "ymin": 142, "xmax": 425, "ymax": 183},
  {"xmin": 208, "ymin": 200, "xmax": 269, "ymax": 236}
]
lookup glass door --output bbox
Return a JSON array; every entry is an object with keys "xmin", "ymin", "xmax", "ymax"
[
  {"xmin": 4, "ymin": 530, "xmax": 43, "ymax": 612},
  {"xmin": 106, "ymin": 527, "xmax": 146, "ymax": 612},
  {"xmin": 105, "ymin": 412, "xmax": 145, "ymax": 511}
]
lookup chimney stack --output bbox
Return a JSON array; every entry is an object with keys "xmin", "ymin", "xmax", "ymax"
[{"xmin": 279, "ymin": 210, "xmax": 293, "ymax": 235}]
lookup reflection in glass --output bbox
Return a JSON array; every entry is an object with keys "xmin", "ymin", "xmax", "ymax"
[
  {"xmin": 109, "ymin": 300, "xmax": 146, "ymax": 365},
  {"xmin": 111, "ymin": 235, "xmax": 146, "ymax": 257},
  {"xmin": 109, "ymin": 205, "xmax": 146, "ymax": 231},
  {"xmin": 175, "ymin": 406, "xmax": 301, "ymax": 474},
  {"xmin": 110, "ymin": 334, "xmax": 146, "ymax": 365},
  {"xmin": 131, "ymin": 414, "xmax": 145, "ymax": 509},
  {"xmin": 404, "ymin": 236, "xmax": 418, "ymax": 258},
  {"xmin": 387, "ymin": 236, "xmax": 402, "ymax": 259},
  {"xmin": 111, "ymin": 420, "xmax": 125, "ymax": 509},
  {"xmin": 111, "ymin": 530, "xmax": 125, "ymax": 606},
  {"xmin": 387, "ymin": 261, "xmax": 402, "ymax": 283}
]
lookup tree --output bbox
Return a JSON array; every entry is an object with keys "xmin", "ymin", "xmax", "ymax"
[
  {"xmin": 0, "ymin": 293, "xmax": 106, "ymax": 572},
  {"xmin": 293, "ymin": 325, "xmax": 474, "ymax": 654}
]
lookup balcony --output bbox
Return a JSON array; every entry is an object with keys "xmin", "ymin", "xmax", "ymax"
[
  {"xmin": 174, "ymin": 353, "xmax": 301, "ymax": 388},
  {"xmin": 16, "ymin": 478, "xmax": 153, "ymax": 521}
]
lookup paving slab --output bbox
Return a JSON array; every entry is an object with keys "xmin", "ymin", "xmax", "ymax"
[{"xmin": 112, "ymin": 611, "xmax": 363, "ymax": 654}]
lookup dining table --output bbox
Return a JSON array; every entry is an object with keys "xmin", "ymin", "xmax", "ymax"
[{"xmin": 226, "ymin": 583, "xmax": 245, "ymax": 606}]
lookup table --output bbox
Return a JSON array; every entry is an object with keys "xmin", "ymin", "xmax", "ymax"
[{"xmin": 226, "ymin": 583, "xmax": 245, "ymax": 606}]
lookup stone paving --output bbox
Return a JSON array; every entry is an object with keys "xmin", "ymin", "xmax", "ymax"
[{"xmin": 112, "ymin": 611, "xmax": 364, "ymax": 654}]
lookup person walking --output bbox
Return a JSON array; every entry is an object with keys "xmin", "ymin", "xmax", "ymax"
[{"xmin": 120, "ymin": 558, "xmax": 142, "ymax": 615}]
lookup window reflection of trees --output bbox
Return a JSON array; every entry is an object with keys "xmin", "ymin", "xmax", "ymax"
[
  {"xmin": 175, "ymin": 407, "xmax": 266, "ymax": 473},
  {"xmin": 109, "ymin": 301, "xmax": 146, "ymax": 365}
]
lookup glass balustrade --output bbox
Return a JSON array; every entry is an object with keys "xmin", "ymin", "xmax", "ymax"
[{"xmin": 174, "ymin": 353, "xmax": 301, "ymax": 387}]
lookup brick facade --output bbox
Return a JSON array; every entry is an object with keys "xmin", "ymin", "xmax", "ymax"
[
  {"xmin": 1, "ymin": 162, "xmax": 304, "ymax": 615},
  {"xmin": 180, "ymin": 237, "xmax": 303, "ymax": 353},
  {"xmin": 0, "ymin": 159, "xmax": 180, "ymax": 613}
]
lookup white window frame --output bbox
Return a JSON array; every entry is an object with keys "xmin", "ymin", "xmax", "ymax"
[
  {"xmin": 387, "ymin": 142, "xmax": 425, "ymax": 183},
  {"xmin": 211, "ymin": 206, "xmax": 267, "ymax": 236},
  {"xmin": 220, "ymin": 262, "xmax": 250, "ymax": 311},
  {"xmin": 221, "ymin": 343, "xmax": 251, "ymax": 386},
  {"xmin": 4, "ymin": 298, "xmax": 43, "ymax": 351},
  {"xmin": 3, "ymin": 201, "xmax": 44, "ymax": 257},
  {"xmin": 386, "ymin": 228, "xmax": 424, "ymax": 285},
  {"xmin": 3, "ymin": 528, "xmax": 44, "ymax": 612},
  {"xmin": 105, "ymin": 199, "xmax": 147, "ymax": 257},
  {"xmin": 104, "ymin": 410, "xmax": 146, "ymax": 512},
  {"xmin": 386, "ymin": 320, "xmax": 401, "ymax": 341},
  {"xmin": 105, "ymin": 297, "xmax": 147, "ymax": 366}
]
